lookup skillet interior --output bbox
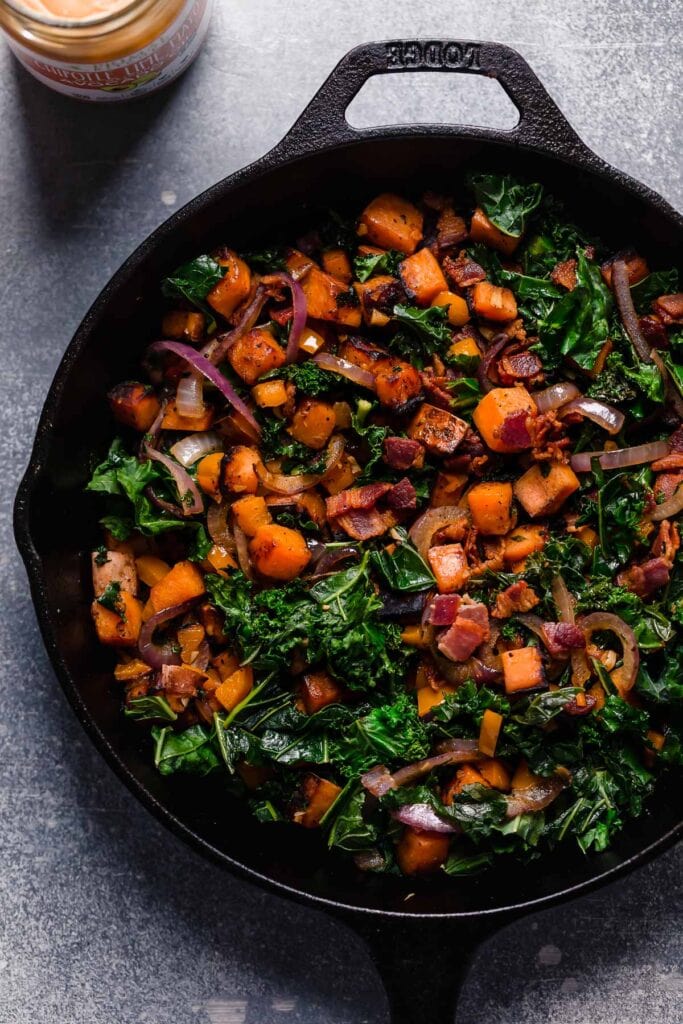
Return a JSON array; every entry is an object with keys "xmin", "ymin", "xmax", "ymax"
[{"xmin": 19, "ymin": 133, "xmax": 682, "ymax": 916}]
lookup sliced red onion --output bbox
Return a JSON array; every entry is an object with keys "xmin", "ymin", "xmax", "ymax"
[
  {"xmin": 391, "ymin": 803, "xmax": 459, "ymax": 834},
  {"xmin": 256, "ymin": 434, "xmax": 345, "ymax": 495},
  {"xmin": 505, "ymin": 774, "xmax": 566, "ymax": 818},
  {"xmin": 360, "ymin": 764, "xmax": 395, "ymax": 797},
  {"xmin": 409, "ymin": 506, "xmax": 469, "ymax": 562},
  {"xmin": 148, "ymin": 340, "xmax": 260, "ymax": 435},
  {"xmin": 138, "ymin": 599, "xmax": 197, "ymax": 669},
  {"xmin": 532, "ymin": 381, "xmax": 580, "ymax": 413},
  {"xmin": 233, "ymin": 523, "xmax": 253, "ymax": 579},
  {"xmin": 313, "ymin": 352, "xmax": 376, "ymax": 390},
  {"xmin": 144, "ymin": 445, "xmax": 203, "ymax": 516},
  {"xmin": 579, "ymin": 611, "xmax": 639, "ymax": 692},
  {"xmin": 612, "ymin": 259, "xmax": 652, "ymax": 362},
  {"xmin": 477, "ymin": 333, "xmax": 509, "ymax": 394},
  {"xmin": 552, "ymin": 574, "xmax": 591, "ymax": 686},
  {"xmin": 650, "ymin": 485, "xmax": 683, "ymax": 522},
  {"xmin": 145, "ymin": 485, "xmax": 183, "ymax": 518},
  {"xmin": 169, "ymin": 431, "xmax": 223, "ymax": 468},
  {"xmin": 313, "ymin": 545, "xmax": 359, "ymax": 576},
  {"xmin": 570, "ymin": 440, "xmax": 670, "ymax": 473},
  {"xmin": 561, "ymin": 397, "xmax": 625, "ymax": 436},
  {"xmin": 176, "ymin": 373, "xmax": 205, "ymax": 420},
  {"xmin": 207, "ymin": 500, "xmax": 235, "ymax": 550},
  {"xmin": 202, "ymin": 284, "xmax": 268, "ymax": 364},
  {"xmin": 360, "ymin": 742, "xmax": 483, "ymax": 798},
  {"xmin": 261, "ymin": 272, "xmax": 307, "ymax": 364}
]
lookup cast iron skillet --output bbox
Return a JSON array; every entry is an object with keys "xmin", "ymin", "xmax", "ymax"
[{"xmin": 14, "ymin": 39, "xmax": 683, "ymax": 1023}]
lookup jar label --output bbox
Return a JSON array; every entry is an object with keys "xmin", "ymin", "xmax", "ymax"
[{"xmin": 6, "ymin": 0, "xmax": 212, "ymax": 100}]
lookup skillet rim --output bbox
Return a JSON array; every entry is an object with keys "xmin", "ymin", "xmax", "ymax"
[{"xmin": 14, "ymin": 125, "xmax": 683, "ymax": 920}]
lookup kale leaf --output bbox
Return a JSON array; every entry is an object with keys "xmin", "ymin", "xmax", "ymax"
[
  {"xmin": 152, "ymin": 724, "xmax": 221, "ymax": 776},
  {"xmin": 354, "ymin": 249, "xmax": 403, "ymax": 282},
  {"xmin": 467, "ymin": 172, "xmax": 543, "ymax": 238},
  {"xmin": 370, "ymin": 527, "xmax": 435, "ymax": 592},
  {"xmin": 124, "ymin": 696, "xmax": 177, "ymax": 722}
]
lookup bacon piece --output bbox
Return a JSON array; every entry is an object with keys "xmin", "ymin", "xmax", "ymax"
[
  {"xmin": 443, "ymin": 252, "xmax": 486, "ymax": 288},
  {"xmin": 326, "ymin": 482, "xmax": 392, "ymax": 520},
  {"xmin": 456, "ymin": 600, "xmax": 490, "ymax": 641},
  {"xmin": 669, "ymin": 426, "xmax": 683, "ymax": 453},
  {"xmin": 492, "ymin": 580, "xmax": 540, "ymax": 619},
  {"xmin": 386, "ymin": 477, "xmax": 417, "ymax": 511},
  {"xmin": 421, "ymin": 371, "xmax": 454, "ymax": 411},
  {"xmin": 438, "ymin": 616, "xmax": 488, "ymax": 662},
  {"xmin": 497, "ymin": 351, "xmax": 543, "ymax": 383},
  {"xmin": 651, "ymin": 454, "xmax": 683, "ymax": 472},
  {"xmin": 550, "ymin": 259, "xmax": 577, "ymax": 291},
  {"xmin": 158, "ymin": 664, "xmax": 205, "ymax": 696},
  {"xmin": 383, "ymin": 436, "xmax": 424, "ymax": 470},
  {"xmin": 425, "ymin": 594, "xmax": 461, "ymax": 626},
  {"xmin": 617, "ymin": 557, "xmax": 670, "ymax": 599},
  {"xmin": 336, "ymin": 508, "xmax": 397, "ymax": 541},
  {"xmin": 638, "ymin": 314, "xmax": 668, "ymax": 350},
  {"xmin": 436, "ymin": 205, "xmax": 468, "ymax": 250},
  {"xmin": 541, "ymin": 622, "xmax": 586, "ymax": 658},
  {"xmin": 563, "ymin": 693, "xmax": 597, "ymax": 717},
  {"xmin": 653, "ymin": 293, "xmax": 683, "ymax": 325},
  {"xmin": 499, "ymin": 410, "xmax": 534, "ymax": 450},
  {"xmin": 650, "ymin": 520, "xmax": 680, "ymax": 563},
  {"xmin": 654, "ymin": 470, "xmax": 683, "ymax": 502}
]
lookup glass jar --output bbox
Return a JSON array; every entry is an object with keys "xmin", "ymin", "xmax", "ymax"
[{"xmin": 0, "ymin": 0, "xmax": 213, "ymax": 100}]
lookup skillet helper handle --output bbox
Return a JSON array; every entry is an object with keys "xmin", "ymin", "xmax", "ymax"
[
  {"xmin": 275, "ymin": 38, "xmax": 589, "ymax": 159},
  {"xmin": 347, "ymin": 916, "xmax": 494, "ymax": 1024}
]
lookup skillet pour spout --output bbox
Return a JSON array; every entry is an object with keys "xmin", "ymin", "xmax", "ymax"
[{"xmin": 14, "ymin": 38, "xmax": 682, "ymax": 1024}]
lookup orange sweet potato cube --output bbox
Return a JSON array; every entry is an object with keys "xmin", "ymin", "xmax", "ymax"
[
  {"xmin": 293, "ymin": 774, "xmax": 342, "ymax": 828},
  {"xmin": 427, "ymin": 543, "xmax": 470, "ymax": 593},
  {"xmin": 513, "ymin": 462, "xmax": 580, "ymax": 518},
  {"xmin": 228, "ymin": 326, "xmax": 286, "ymax": 385},
  {"xmin": 108, "ymin": 382, "xmax": 160, "ymax": 433},
  {"xmin": 470, "ymin": 207, "xmax": 520, "ymax": 256},
  {"xmin": 501, "ymin": 646, "xmax": 545, "ymax": 693},
  {"xmin": 207, "ymin": 250, "xmax": 251, "ymax": 319},
  {"xmin": 91, "ymin": 591, "xmax": 143, "ymax": 647},
  {"xmin": 472, "ymin": 387, "xmax": 536, "ymax": 453},
  {"xmin": 399, "ymin": 247, "xmax": 448, "ymax": 305},
  {"xmin": 358, "ymin": 193, "xmax": 423, "ymax": 254},
  {"xmin": 215, "ymin": 666, "xmax": 254, "ymax": 712},
  {"xmin": 300, "ymin": 266, "xmax": 362, "ymax": 327}
]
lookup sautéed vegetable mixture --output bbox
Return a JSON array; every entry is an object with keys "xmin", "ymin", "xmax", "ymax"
[{"xmin": 87, "ymin": 174, "xmax": 683, "ymax": 876}]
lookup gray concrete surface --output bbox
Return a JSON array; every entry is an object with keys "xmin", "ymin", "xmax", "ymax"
[{"xmin": 1, "ymin": 2, "xmax": 681, "ymax": 1022}]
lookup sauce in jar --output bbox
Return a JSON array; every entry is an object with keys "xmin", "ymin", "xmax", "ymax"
[{"xmin": 0, "ymin": 0, "xmax": 213, "ymax": 100}]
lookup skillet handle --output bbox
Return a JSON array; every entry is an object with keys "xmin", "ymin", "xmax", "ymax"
[
  {"xmin": 341, "ymin": 914, "xmax": 500, "ymax": 1023},
  {"xmin": 272, "ymin": 38, "xmax": 589, "ymax": 160}
]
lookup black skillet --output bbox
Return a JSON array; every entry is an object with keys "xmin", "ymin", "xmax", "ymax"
[{"xmin": 14, "ymin": 39, "xmax": 682, "ymax": 1023}]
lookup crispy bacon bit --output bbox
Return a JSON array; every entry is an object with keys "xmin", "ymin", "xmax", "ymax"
[
  {"xmin": 336, "ymin": 508, "xmax": 397, "ymax": 541},
  {"xmin": 443, "ymin": 251, "xmax": 486, "ymax": 288},
  {"xmin": 654, "ymin": 470, "xmax": 683, "ymax": 502},
  {"xmin": 426, "ymin": 594, "xmax": 461, "ymax": 626},
  {"xmin": 653, "ymin": 292, "xmax": 683, "ymax": 325},
  {"xmin": 436, "ymin": 205, "xmax": 468, "ymax": 250},
  {"xmin": 386, "ymin": 477, "xmax": 417, "ymax": 511},
  {"xmin": 326, "ymin": 482, "xmax": 392, "ymax": 519},
  {"xmin": 651, "ymin": 454, "xmax": 683, "ymax": 472},
  {"xmin": 383, "ymin": 436, "xmax": 424, "ymax": 470},
  {"xmin": 541, "ymin": 622, "xmax": 586, "ymax": 658},
  {"xmin": 497, "ymin": 351, "xmax": 544, "ymax": 384},
  {"xmin": 499, "ymin": 410, "xmax": 534, "ymax": 450},
  {"xmin": 158, "ymin": 664, "xmax": 205, "ymax": 696},
  {"xmin": 492, "ymin": 581, "xmax": 541, "ymax": 619},
  {"xmin": 669, "ymin": 425, "xmax": 683, "ymax": 453},
  {"xmin": 650, "ymin": 519, "xmax": 680, "ymax": 564},
  {"xmin": 531, "ymin": 410, "xmax": 571, "ymax": 464},
  {"xmin": 550, "ymin": 259, "xmax": 577, "ymax": 291},
  {"xmin": 617, "ymin": 557, "xmax": 670, "ymax": 599},
  {"xmin": 366, "ymin": 279, "xmax": 408, "ymax": 315},
  {"xmin": 563, "ymin": 692, "xmax": 597, "ymax": 717},
  {"xmin": 438, "ymin": 615, "xmax": 488, "ymax": 662},
  {"xmin": 421, "ymin": 370, "xmax": 455, "ymax": 411},
  {"xmin": 457, "ymin": 599, "xmax": 490, "ymax": 640}
]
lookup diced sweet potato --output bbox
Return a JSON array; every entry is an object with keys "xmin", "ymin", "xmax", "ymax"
[
  {"xmin": 408, "ymin": 403, "xmax": 468, "ymax": 456},
  {"xmin": 401, "ymin": 625, "xmax": 433, "ymax": 649},
  {"xmin": 161, "ymin": 399, "xmax": 214, "ymax": 432},
  {"xmin": 417, "ymin": 684, "xmax": 456, "ymax": 717},
  {"xmin": 399, "ymin": 247, "xmax": 448, "ymax": 305},
  {"xmin": 149, "ymin": 560, "xmax": 205, "ymax": 614},
  {"xmin": 339, "ymin": 336, "xmax": 388, "ymax": 372},
  {"xmin": 206, "ymin": 545, "xmax": 238, "ymax": 573},
  {"xmin": 92, "ymin": 549, "xmax": 137, "ymax": 597},
  {"xmin": 601, "ymin": 253, "xmax": 649, "ymax": 288},
  {"xmin": 108, "ymin": 382, "xmax": 161, "ymax": 432},
  {"xmin": 211, "ymin": 650, "xmax": 241, "ymax": 680},
  {"xmin": 196, "ymin": 452, "xmax": 224, "ymax": 500},
  {"xmin": 92, "ymin": 591, "xmax": 143, "ymax": 647},
  {"xmin": 299, "ymin": 671, "xmax": 345, "ymax": 714},
  {"xmin": 300, "ymin": 266, "xmax": 361, "ymax": 327},
  {"xmin": 248, "ymin": 524, "xmax": 311, "ymax": 580},
  {"xmin": 575, "ymin": 525, "xmax": 599, "ymax": 550},
  {"xmin": 284, "ymin": 248, "xmax": 315, "ymax": 279},
  {"xmin": 472, "ymin": 387, "xmax": 536, "ymax": 453},
  {"xmin": 478, "ymin": 758, "xmax": 511, "ymax": 791},
  {"xmin": 467, "ymin": 481, "xmax": 513, "ymax": 536},
  {"xmin": 358, "ymin": 193, "xmax": 423, "ymax": 254},
  {"xmin": 353, "ymin": 274, "xmax": 400, "ymax": 327},
  {"xmin": 513, "ymin": 462, "xmax": 580, "ymax": 518},
  {"xmin": 228, "ymin": 326, "xmax": 286, "ymax": 385},
  {"xmin": 510, "ymin": 759, "xmax": 542, "ymax": 790},
  {"xmin": 501, "ymin": 646, "xmax": 545, "ymax": 693},
  {"xmin": 177, "ymin": 623, "xmax": 205, "ymax": 665},
  {"xmin": 221, "ymin": 446, "xmax": 261, "ymax": 494},
  {"xmin": 214, "ymin": 666, "xmax": 253, "ymax": 712},
  {"xmin": 161, "ymin": 310, "xmax": 205, "ymax": 341},
  {"xmin": 469, "ymin": 207, "xmax": 520, "ymax": 256},
  {"xmin": 231, "ymin": 495, "xmax": 272, "ymax": 537},
  {"xmin": 287, "ymin": 399, "xmax": 336, "ymax": 449},
  {"xmin": 374, "ymin": 358, "xmax": 423, "ymax": 411},
  {"xmin": 432, "ymin": 290, "xmax": 470, "ymax": 327},
  {"xmin": 430, "ymin": 472, "xmax": 468, "ymax": 508},
  {"xmin": 321, "ymin": 248, "xmax": 352, "ymax": 283},
  {"xmin": 396, "ymin": 828, "xmax": 450, "ymax": 875},
  {"xmin": 471, "ymin": 281, "xmax": 518, "ymax": 322},
  {"xmin": 502, "ymin": 524, "xmax": 548, "ymax": 564},
  {"xmin": 293, "ymin": 774, "xmax": 342, "ymax": 828},
  {"xmin": 321, "ymin": 455, "xmax": 361, "ymax": 495},
  {"xmin": 114, "ymin": 659, "xmax": 152, "ymax": 682},
  {"xmin": 427, "ymin": 543, "xmax": 470, "ymax": 593},
  {"xmin": 135, "ymin": 555, "xmax": 171, "ymax": 588},
  {"xmin": 298, "ymin": 326, "xmax": 326, "ymax": 355},
  {"xmin": 252, "ymin": 379, "xmax": 289, "ymax": 408},
  {"xmin": 443, "ymin": 765, "xmax": 489, "ymax": 804},
  {"xmin": 478, "ymin": 709, "xmax": 504, "ymax": 757},
  {"xmin": 207, "ymin": 250, "xmax": 251, "ymax": 319}
]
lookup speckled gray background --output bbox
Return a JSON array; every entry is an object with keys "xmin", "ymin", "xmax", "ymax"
[{"xmin": 2, "ymin": 2, "xmax": 681, "ymax": 1022}]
